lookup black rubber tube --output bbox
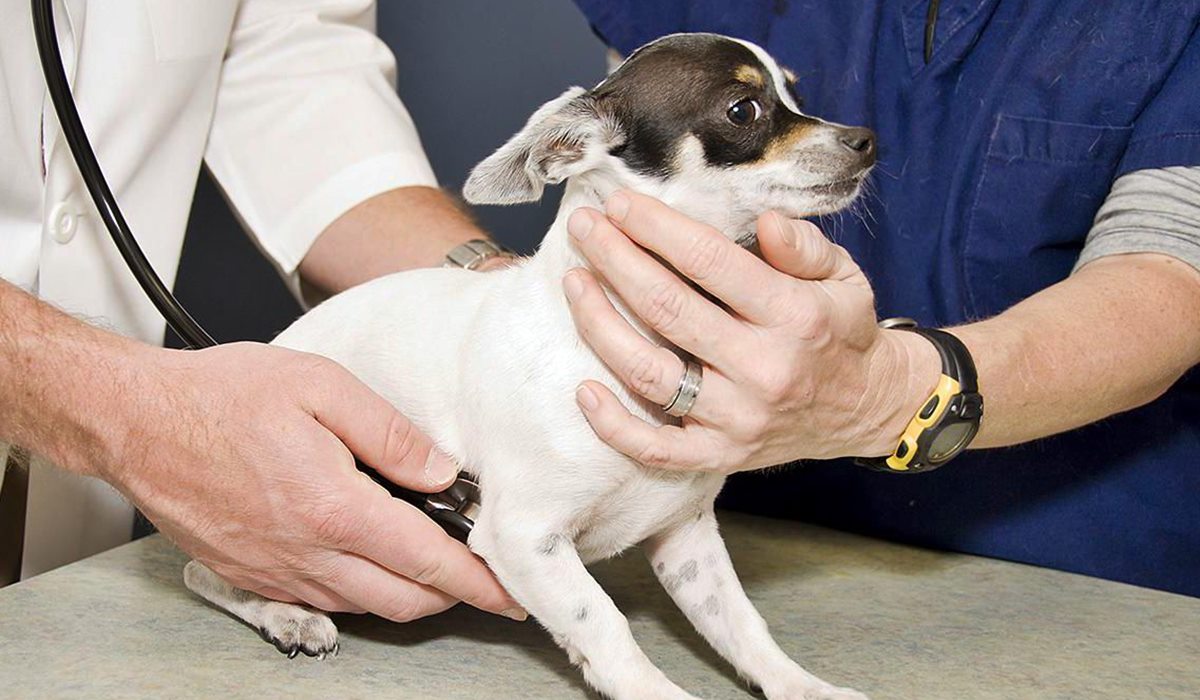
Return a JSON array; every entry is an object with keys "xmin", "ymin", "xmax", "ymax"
[
  {"xmin": 30, "ymin": 0, "xmax": 473, "ymax": 537},
  {"xmin": 924, "ymin": 0, "xmax": 941, "ymax": 64},
  {"xmin": 31, "ymin": 0, "xmax": 216, "ymax": 349}
]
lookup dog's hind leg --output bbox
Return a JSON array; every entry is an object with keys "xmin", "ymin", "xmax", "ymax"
[
  {"xmin": 470, "ymin": 516, "xmax": 698, "ymax": 700},
  {"xmin": 644, "ymin": 510, "xmax": 869, "ymax": 700},
  {"xmin": 183, "ymin": 560, "xmax": 339, "ymax": 659}
]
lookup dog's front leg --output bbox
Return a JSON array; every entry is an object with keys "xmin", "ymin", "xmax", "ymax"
[
  {"xmin": 183, "ymin": 560, "xmax": 338, "ymax": 659},
  {"xmin": 471, "ymin": 517, "xmax": 699, "ymax": 700},
  {"xmin": 645, "ymin": 511, "xmax": 869, "ymax": 700}
]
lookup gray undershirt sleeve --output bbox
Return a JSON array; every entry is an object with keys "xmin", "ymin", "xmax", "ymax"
[{"xmin": 1073, "ymin": 166, "xmax": 1200, "ymax": 274}]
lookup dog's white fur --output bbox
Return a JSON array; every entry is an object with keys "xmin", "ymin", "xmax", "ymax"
[{"xmin": 185, "ymin": 34, "xmax": 871, "ymax": 700}]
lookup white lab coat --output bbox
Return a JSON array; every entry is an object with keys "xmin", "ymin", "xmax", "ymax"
[{"xmin": 0, "ymin": 0, "xmax": 437, "ymax": 578}]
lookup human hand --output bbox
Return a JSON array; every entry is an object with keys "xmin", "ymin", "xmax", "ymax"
[
  {"xmin": 563, "ymin": 191, "xmax": 939, "ymax": 473},
  {"xmin": 102, "ymin": 342, "xmax": 523, "ymax": 621}
]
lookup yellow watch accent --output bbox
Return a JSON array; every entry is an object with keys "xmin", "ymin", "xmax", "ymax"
[{"xmin": 885, "ymin": 374, "xmax": 961, "ymax": 472}]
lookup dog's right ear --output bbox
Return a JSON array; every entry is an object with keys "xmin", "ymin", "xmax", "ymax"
[{"xmin": 464, "ymin": 87, "xmax": 621, "ymax": 205}]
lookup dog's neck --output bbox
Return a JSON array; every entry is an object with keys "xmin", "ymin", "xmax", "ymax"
[
  {"xmin": 527, "ymin": 177, "xmax": 616, "ymax": 281},
  {"xmin": 527, "ymin": 172, "xmax": 752, "ymax": 284}
]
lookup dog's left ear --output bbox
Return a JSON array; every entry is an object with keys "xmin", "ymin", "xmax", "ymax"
[{"xmin": 464, "ymin": 87, "xmax": 620, "ymax": 205}]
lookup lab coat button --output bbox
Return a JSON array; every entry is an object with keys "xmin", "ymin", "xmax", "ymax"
[{"xmin": 49, "ymin": 203, "xmax": 79, "ymax": 244}]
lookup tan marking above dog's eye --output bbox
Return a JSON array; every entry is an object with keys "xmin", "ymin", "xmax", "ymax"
[{"xmin": 734, "ymin": 64, "xmax": 766, "ymax": 88}]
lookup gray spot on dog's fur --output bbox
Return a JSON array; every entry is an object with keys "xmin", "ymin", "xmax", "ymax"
[
  {"xmin": 655, "ymin": 562, "xmax": 666, "ymax": 574},
  {"xmin": 664, "ymin": 559, "xmax": 701, "ymax": 592},
  {"xmin": 229, "ymin": 587, "xmax": 260, "ymax": 604},
  {"xmin": 538, "ymin": 534, "xmax": 565, "ymax": 556},
  {"xmin": 700, "ymin": 595, "xmax": 721, "ymax": 617},
  {"xmin": 574, "ymin": 606, "xmax": 589, "ymax": 621}
]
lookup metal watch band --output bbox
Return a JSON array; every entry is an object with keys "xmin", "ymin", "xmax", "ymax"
[{"xmin": 443, "ymin": 239, "xmax": 511, "ymax": 271}]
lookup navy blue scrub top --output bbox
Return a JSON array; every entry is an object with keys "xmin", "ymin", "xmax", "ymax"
[{"xmin": 573, "ymin": 0, "xmax": 1200, "ymax": 596}]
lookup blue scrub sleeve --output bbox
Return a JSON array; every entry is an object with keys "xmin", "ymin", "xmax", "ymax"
[
  {"xmin": 1117, "ymin": 24, "xmax": 1200, "ymax": 177},
  {"xmin": 573, "ymin": 0, "xmax": 776, "ymax": 56},
  {"xmin": 573, "ymin": 0, "xmax": 688, "ymax": 56}
]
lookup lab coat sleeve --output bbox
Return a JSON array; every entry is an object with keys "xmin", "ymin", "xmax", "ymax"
[{"xmin": 203, "ymin": 0, "xmax": 437, "ymax": 287}]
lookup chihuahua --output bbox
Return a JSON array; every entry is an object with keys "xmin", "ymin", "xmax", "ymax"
[{"xmin": 184, "ymin": 33, "xmax": 875, "ymax": 700}]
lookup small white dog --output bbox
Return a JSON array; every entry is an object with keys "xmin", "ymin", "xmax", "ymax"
[{"xmin": 185, "ymin": 33, "xmax": 875, "ymax": 700}]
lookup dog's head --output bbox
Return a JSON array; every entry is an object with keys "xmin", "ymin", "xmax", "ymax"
[{"xmin": 464, "ymin": 33, "xmax": 874, "ymax": 241}]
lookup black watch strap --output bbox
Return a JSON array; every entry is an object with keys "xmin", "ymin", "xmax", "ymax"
[
  {"xmin": 856, "ymin": 322, "xmax": 983, "ymax": 473},
  {"xmin": 909, "ymin": 327, "xmax": 979, "ymax": 394}
]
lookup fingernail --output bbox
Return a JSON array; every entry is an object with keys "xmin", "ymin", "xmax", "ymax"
[
  {"xmin": 605, "ymin": 192, "xmax": 631, "ymax": 222},
  {"xmin": 772, "ymin": 213, "xmax": 797, "ymax": 249},
  {"xmin": 797, "ymin": 220, "xmax": 824, "ymax": 246},
  {"xmin": 576, "ymin": 385, "xmax": 599, "ymax": 411},
  {"xmin": 424, "ymin": 449, "xmax": 460, "ymax": 489},
  {"xmin": 501, "ymin": 606, "xmax": 528, "ymax": 622},
  {"xmin": 568, "ymin": 209, "xmax": 595, "ymax": 241},
  {"xmin": 563, "ymin": 271, "xmax": 584, "ymax": 302}
]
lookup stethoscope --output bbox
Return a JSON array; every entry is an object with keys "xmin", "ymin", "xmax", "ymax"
[{"xmin": 30, "ymin": 0, "xmax": 478, "ymax": 542}]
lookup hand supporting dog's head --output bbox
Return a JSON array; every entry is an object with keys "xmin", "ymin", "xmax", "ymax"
[{"xmin": 464, "ymin": 33, "xmax": 875, "ymax": 242}]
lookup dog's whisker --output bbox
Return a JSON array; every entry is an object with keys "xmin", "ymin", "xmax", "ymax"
[{"xmin": 872, "ymin": 163, "xmax": 901, "ymax": 181}]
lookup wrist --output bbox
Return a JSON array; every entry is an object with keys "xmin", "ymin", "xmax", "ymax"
[
  {"xmin": 4, "ymin": 322, "xmax": 152, "ymax": 481},
  {"xmin": 857, "ymin": 328, "xmax": 942, "ymax": 456},
  {"xmin": 472, "ymin": 252, "xmax": 518, "ymax": 272},
  {"xmin": 443, "ymin": 238, "xmax": 515, "ymax": 271},
  {"xmin": 60, "ymin": 338, "xmax": 164, "ymax": 484}
]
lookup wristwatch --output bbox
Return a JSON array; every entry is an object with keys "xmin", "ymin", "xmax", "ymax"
[
  {"xmin": 443, "ymin": 239, "xmax": 513, "ymax": 270},
  {"xmin": 857, "ymin": 318, "xmax": 984, "ymax": 473}
]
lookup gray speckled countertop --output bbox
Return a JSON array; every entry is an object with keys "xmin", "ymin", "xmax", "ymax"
[{"xmin": 1, "ymin": 512, "xmax": 1197, "ymax": 699}]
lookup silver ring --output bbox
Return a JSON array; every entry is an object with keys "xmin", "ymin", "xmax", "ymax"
[{"xmin": 662, "ymin": 359, "xmax": 703, "ymax": 418}]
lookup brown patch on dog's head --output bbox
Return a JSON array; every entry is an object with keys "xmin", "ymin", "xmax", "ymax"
[
  {"xmin": 761, "ymin": 119, "xmax": 821, "ymax": 161},
  {"xmin": 734, "ymin": 64, "xmax": 766, "ymax": 88},
  {"xmin": 465, "ymin": 33, "xmax": 876, "ymax": 223},
  {"xmin": 590, "ymin": 34, "xmax": 872, "ymax": 179},
  {"xmin": 590, "ymin": 34, "xmax": 823, "ymax": 174}
]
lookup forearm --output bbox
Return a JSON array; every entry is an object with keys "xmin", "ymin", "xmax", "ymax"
[
  {"xmin": 298, "ymin": 185, "xmax": 490, "ymax": 294},
  {"xmin": 919, "ymin": 253, "xmax": 1200, "ymax": 449},
  {"xmin": 0, "ymin": 279, "xmax": 149, "ymax": 477}
]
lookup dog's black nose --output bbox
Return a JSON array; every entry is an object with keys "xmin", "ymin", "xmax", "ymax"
[{"xmin": 838, "ymin": 127, "xmax": 876, "ymax": 157}]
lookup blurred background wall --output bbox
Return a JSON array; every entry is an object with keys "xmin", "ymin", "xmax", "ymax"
[{"xmin": 170, "ymin": 1, "xmax": 607, "ymax": 346}]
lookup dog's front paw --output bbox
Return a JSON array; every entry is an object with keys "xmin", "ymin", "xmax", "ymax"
[
  {"xmin": 766, "ymin": 681, "xmax": 870, "ymax": 700},
  {"xmin": 256, "ymin": 603, "xmax": 339, "ymax": 660}
]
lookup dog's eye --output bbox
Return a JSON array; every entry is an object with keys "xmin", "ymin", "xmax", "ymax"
[{"xmin": 726, "ymin": 98, "xmax": 762, "ymax": 126}]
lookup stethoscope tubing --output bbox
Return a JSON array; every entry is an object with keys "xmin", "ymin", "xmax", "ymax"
[
  {"xmin": 29, "ymin": 0, "xmax": 475, "ymax": 540},
  {"xmin": 32, "ymin": 0, "xmax": 217, "ymax": 350}
]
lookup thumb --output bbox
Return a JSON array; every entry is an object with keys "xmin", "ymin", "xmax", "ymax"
[
  {"xmin": 757, "ymin": 212, "xmax": 867, "ymax": 286},
  {"xmin": 309, "ymin": 362, "xmax": 460, "ymax": 492}
]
